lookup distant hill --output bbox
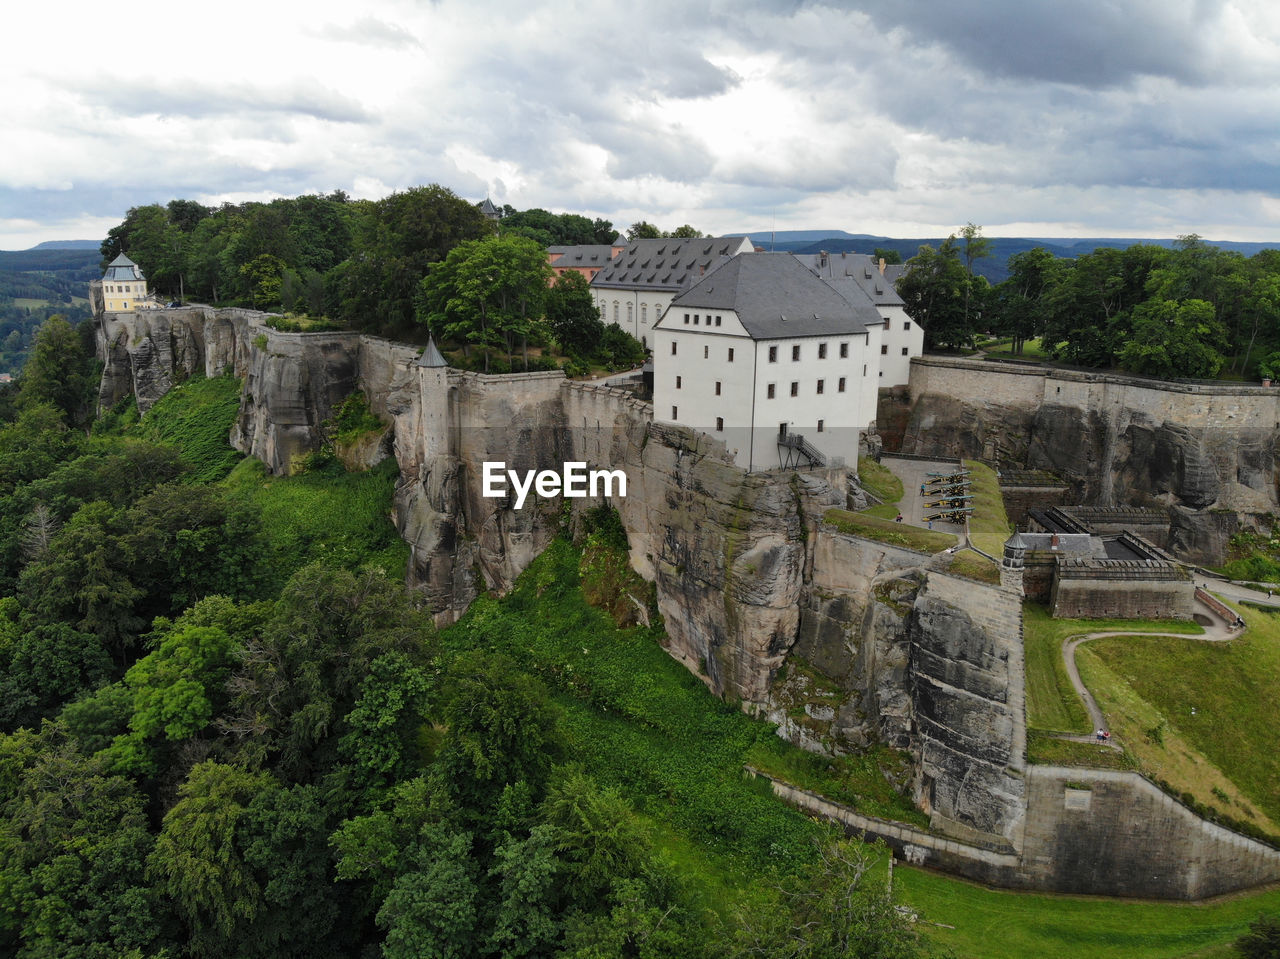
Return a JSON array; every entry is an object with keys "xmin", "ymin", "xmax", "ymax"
[
  {"xmin": 739, "ymin": 232, "xmax": 1280, "ymax": 284},
  {"xmin": 27, "ymin": 240, "xmax": 100, "ymax": 251}
]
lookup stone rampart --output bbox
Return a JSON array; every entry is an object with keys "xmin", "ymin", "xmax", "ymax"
[
  {"xmin": 894, "ymin": 356, "xmax": 1280, "ymax": 564},
  {"xmin": 761, "ymin": 764, "xmax": 1280, "ymax": 899},
  {"xmin": 1050, "ymin": 558, "xmax": 1193, "ymax": 619}
]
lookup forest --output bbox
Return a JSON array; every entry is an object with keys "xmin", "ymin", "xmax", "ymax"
[
  {"xmin": 899, "ymin": 230, "xmax": 1280, "ymax": 381},
  {"xmin": 0, "ymin": 316, "xmax": 942, "ymax": 958}
]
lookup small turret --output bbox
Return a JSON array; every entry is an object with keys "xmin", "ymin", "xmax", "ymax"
[{"xmin": 1001, "ymin": 531, "xmax": 1027, "ymax": 595}]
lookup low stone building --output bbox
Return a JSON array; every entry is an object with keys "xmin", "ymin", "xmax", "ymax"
[{"xmin": 1006, "ymin": 525, "xmax": 1193, "ymax": 619}]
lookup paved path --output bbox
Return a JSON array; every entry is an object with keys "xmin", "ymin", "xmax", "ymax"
[
  {"xmin": 1055, "ymin": 593, "xmax": 1240, "ymax": 749},
  {"xmin": 879, "ymin": 456, "xmax": 967, "ymax": 540}
]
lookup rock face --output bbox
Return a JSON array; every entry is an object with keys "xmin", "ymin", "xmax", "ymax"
[
  {"xmin": 892, "ymin": 357, "xmax": 1280, "ymax": 563},
  {"xmin": 97, "ymin": 308, "xmax": 1277, "ymax": 896}
]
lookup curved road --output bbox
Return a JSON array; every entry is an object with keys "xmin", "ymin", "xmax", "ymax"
[{"xmin": 1055, "ymin": 595, "xmax": 1240, "ymax": 749}]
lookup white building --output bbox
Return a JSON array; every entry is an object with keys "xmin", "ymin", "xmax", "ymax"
[
  {"xmin": 796, "ymin": 251, "xmax": 923, "ymax": 387},
  {"xmin": 652, "ymin": 253, "xmax": 885, "ymax": 472},
  {"xmin": 589, "ymin": 236, "xmax": 754, "ymax": 348}
]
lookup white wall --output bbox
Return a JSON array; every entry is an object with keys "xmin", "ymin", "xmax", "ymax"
[
  {"xmin": 592, "ymin": 289, "xmax": 673, "ymax": 349},
  {"xmin": 654, "ymin": 315, "xmax": 870, "ymax": 471},
  {"xmin": 878, "ymin": 305, "xmax": 923, "ymax": 387}
]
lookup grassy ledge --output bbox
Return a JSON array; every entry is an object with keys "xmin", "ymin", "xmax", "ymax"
[{"xmin": 824, "ymin": 507, "xmax": 958, "ymax": 553}]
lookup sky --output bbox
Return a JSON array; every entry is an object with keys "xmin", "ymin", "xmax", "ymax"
[{"xmin": 4, "ymin": 0, "xmax": 1280, "ymax": 250}]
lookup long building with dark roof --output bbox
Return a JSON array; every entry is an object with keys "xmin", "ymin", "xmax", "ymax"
[{"xmin": 589, "ymin": 235, "xmax": 754, "ymax": 348}]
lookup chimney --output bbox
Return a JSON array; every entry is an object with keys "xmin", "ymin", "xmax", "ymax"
[
  {"xmin": 878, "ymin": 257, "xmax": 886, "ymax": 275},
  {"xmin": 1050, "ymin": 533, "xmax": 1060, "ymax": 551}
]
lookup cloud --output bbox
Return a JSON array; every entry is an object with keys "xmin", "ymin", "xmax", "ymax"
[
  {"xmin": 78, "ymin": 79, "xmax": 372, "ymax": 124},
  {"xmin": 310, "ymin": 16, "xmax": 423, "ymax": 49}
]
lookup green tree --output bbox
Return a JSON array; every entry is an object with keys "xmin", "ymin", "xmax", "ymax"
[
  {"xmin": 545, "ymin": 271, "xmax": 604, "ymax": 357},
  {"xmin": 1235, "ymin": 912, "xmax": 1280, "ymax": 958},
  {"xmin": 1116, "ymin": 298, "xmax": 1226, "ymax": 379},
  {"xmin": 0, "ymin": 725, "xmax": 165, "ymax": 958},
  {"xmin": 148, "ymin": 761, "xmax": 274, "ymax": 956},
  {"xmin": 239, "ymin": 254, "xmax": 286, "ymax": 310},
  {"xmin": 417, "ymin": 235, "xmax": 552, "ymax": 371},
  {"xmin": 896, "ymin": 239, "xmax": 974, "ymax": 350},
  {"xmin": 725, "ymin": 838, "xmax": 934, "ymax": 959},
  {"xmin": 669, "ymin": 224, "xmax": 703, "ymax": 238},
  {"xmin": 874, "ymin": 247, "xmax": 903, "ymax": 265},
  {"xmin": 17, "ymin": 315, "xmax": 97, "ymax": 425},
  {"xmin": 376, "ymin": 823, "xmax": 479, "ymax": 959},
  {"xmin": 430, "ymin": 652, "xmax": 561, "ymax": 827},
  {"xmin": 986, "ymin": 247, "xmax": 1061, "ymax": 354},
  {"xmin": 626, "ymin": 221, "xmax": 663, "ymax": 240}
]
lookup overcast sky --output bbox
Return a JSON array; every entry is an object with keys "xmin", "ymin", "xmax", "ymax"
[{"xmin": 4, "ymin": 0, "xmax": 1280, "ymax": 249}]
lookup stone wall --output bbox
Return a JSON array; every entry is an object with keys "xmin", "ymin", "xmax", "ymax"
[
  {"xmin": 1062, "ymin": 505, "xmax": 1171, "ymax": 547},
  {"xmin": 1051, "ymin": 558, "xmax": 1193, "ymax": 619},
  {"xmin": 761, "ymin": 765, "xmax": 1280, "ymax": 899},
  {"xmin": 891, "ymin": 356, "xmax": 1280, "ymax": 564}
]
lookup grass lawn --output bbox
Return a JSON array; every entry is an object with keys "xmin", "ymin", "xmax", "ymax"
[
  {"xmin": 858, "ymin": 455, "xmax": 904, "ymax": 505},
  {"xmin": 961, "ymin": 459, "xmax": 1012, "ymax": 559},
  {"xmin": 1082, "ymin": 606, "xmax": 1280, "ymax": 831},
  {"xmin": 824, "ymin": 507, "xmax": 958, "ymax": 553},
  {"xmin": 1022, "ymin": 603, "xmax": 1202, "ymax": 735},
  {"xmin": 896, "ymin": 864, "xmax": 1280, "ymax": 959},
  {"xmin": 135, "ymin": 372, "xmax": 244, "ymax": 482}
]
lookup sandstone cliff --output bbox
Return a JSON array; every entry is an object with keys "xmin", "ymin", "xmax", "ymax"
[{"xmin": 889, "ymin": 357, "xmax": 1280, "ymax": 563}]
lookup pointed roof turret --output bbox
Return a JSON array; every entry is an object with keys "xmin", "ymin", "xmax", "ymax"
[
  {"xmin": 416, "ymin": 336, "xmax": 448, "ymax": 368},
  {"xmin": 104, "ymin": 252, "xmax": 145, "ymax": 282}
]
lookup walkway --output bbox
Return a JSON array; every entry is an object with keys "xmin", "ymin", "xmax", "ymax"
[
  {"xmin": 1055, "ymin": 592, "xmax": 1241, "ymax": 749},
  {"xmin": 879, "ymin": 455, "xmax": 967, "ymax": 540}
]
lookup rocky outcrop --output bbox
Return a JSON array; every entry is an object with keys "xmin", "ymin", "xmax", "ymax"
[{"xmin": 892, "ymin": 357, "xmax": 1280, "ymax": 563}]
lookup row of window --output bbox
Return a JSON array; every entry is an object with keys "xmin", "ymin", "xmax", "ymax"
[
  {"xmin": 105, "ymin": 285, "xmax": 136, "ymax": 293},
  {"xmin": 605, "ymin": 302, "xmax": 656, "ymax": 325},
  {"xmin": 682, "ymin": 313, "xmax": 722, "ymax": 327},
  {"xmin": 767, "ymin": 341, "xmax": 851, "ymax": 362},
  {"xmin": 881, "ymin": 345, "xmax": 910, "ymax": 355},
  {"xmin": 670, "ymin": 411, "xmax": 829, "ymax": 435},
  {"xmin": 673, "ymin": 377, "xmax": 850, "ymax": 396}
]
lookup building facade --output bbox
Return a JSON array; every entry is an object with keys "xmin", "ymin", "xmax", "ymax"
[
  {"xmin": 589, "ymin": 236, "xmax": 754, "ymax": 348},
  {"xmin": 101, "ymin": 253, "xmax": 153, "ymax": 312},
  {"xmin": 652, "ymin": 253, "xmax": 881, "ymax": 471}
]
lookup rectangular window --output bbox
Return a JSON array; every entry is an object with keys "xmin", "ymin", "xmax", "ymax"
[
  {"xmin": 904, "ymin": 321, "xmax": 911, "ymax": 330},
  {"xmin": 672, "ymin": 406, "xmax": 678, "ymax": 419},
  {"xmin": 676, "ymin": 376, "xmax": 682, "ymax": 389},
  {"xmin": 715, "ymin": 317, "xmax": 722, "ymax": 327},
  {"xmin": 838, "ymin": 377, "xmax": 846, "ymax": 392},
  {"xmin": 715, "ymin": 381, "xmax": 722, "ymax": 396},
  {"xmin": 728, "ymin": 347, "xmax": 735, "ymax": 362},
  {"xmin": 790, "ymin": 382, "xmax": 799, "ymax": 397},
  {"xmin": 716, "ymin": 417, "xmax": 724, "ymax": 432},
  {"xmin": 767, "ymin": 384, "xmax": 776, "ymax": 399},
  {"xmin": 817, "ymin": 419, "xmax": 824, "ymax": 433},
  {"xmin": 792, "ymin": 344, "xmax": 800, "ymax": 361},
  {"xmin": 862, "ymin": 364, "xmax": 867, "ymax": 376},
  {"xmin": 880, "ymin": 344, "xmax": 888, "ymax": 355},
  {"xmin": 816, "ymin": 379, "xmax": 824, "ymax": 394},
  {"xmin": 902, "ymin": 347, "xmax": 909, "ymax": 356},
  {"xmin": 694, "ymin": 316, "xmax": 699, "ymax": 325},
  {"xmin": 684, "ymin": 315, "xmax": 690, "ymax": 324},
  {"xmin": 818, "ymin": 343, "xmax": 827, "ymax": 359},
  {"xmin": 840, "ymin": 342, "xmax": 849, "ymax": 358},
  {"xmin": 769, "ymin": 346, "xmax": 778, "ymax": 363},
  {"xmin": 704, "ymin": 345, "xmax": 709, "ymax": 359},
  {"xmin": 671, "ymin": 342, "xmax": 677, "ymax": 355}
]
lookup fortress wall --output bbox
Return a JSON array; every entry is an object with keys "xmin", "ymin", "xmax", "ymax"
[
  {"xmin": 910, "ymin": 572, "xmax": 1027, "ymax": 848},
  {"xmin": 1050, "ymin": 559, "xmax": 1194, "ymax": 619},
  {"xmin": 1020, "ymin": 767, "xmax": 1280, "ymax": 899}
]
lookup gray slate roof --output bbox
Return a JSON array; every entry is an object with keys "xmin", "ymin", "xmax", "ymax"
[
  {"xmin": 660, "ymin": 253, "xmax": 875, "ymax": 340},
  {"xmin": 1020, "ymin": 532, "xmax": 1106, "ymax": 558},
  {"xmin": 591, "ymin": 236, "xmax": 751, "ymax": 294},
  {"xmin": 796, "ymin": 252, "xmax": 904, "ymax": 308},
  {"xmin": 548, "ymin": 245, "xmax": 619, "ymax": 268},
  {"xmin": 104, "ymin": 253, "xmax": 144, "ymax": 282},
  {"xmin": 416, "ymin": 336, "xmax": 449, "ymax": 368}
]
